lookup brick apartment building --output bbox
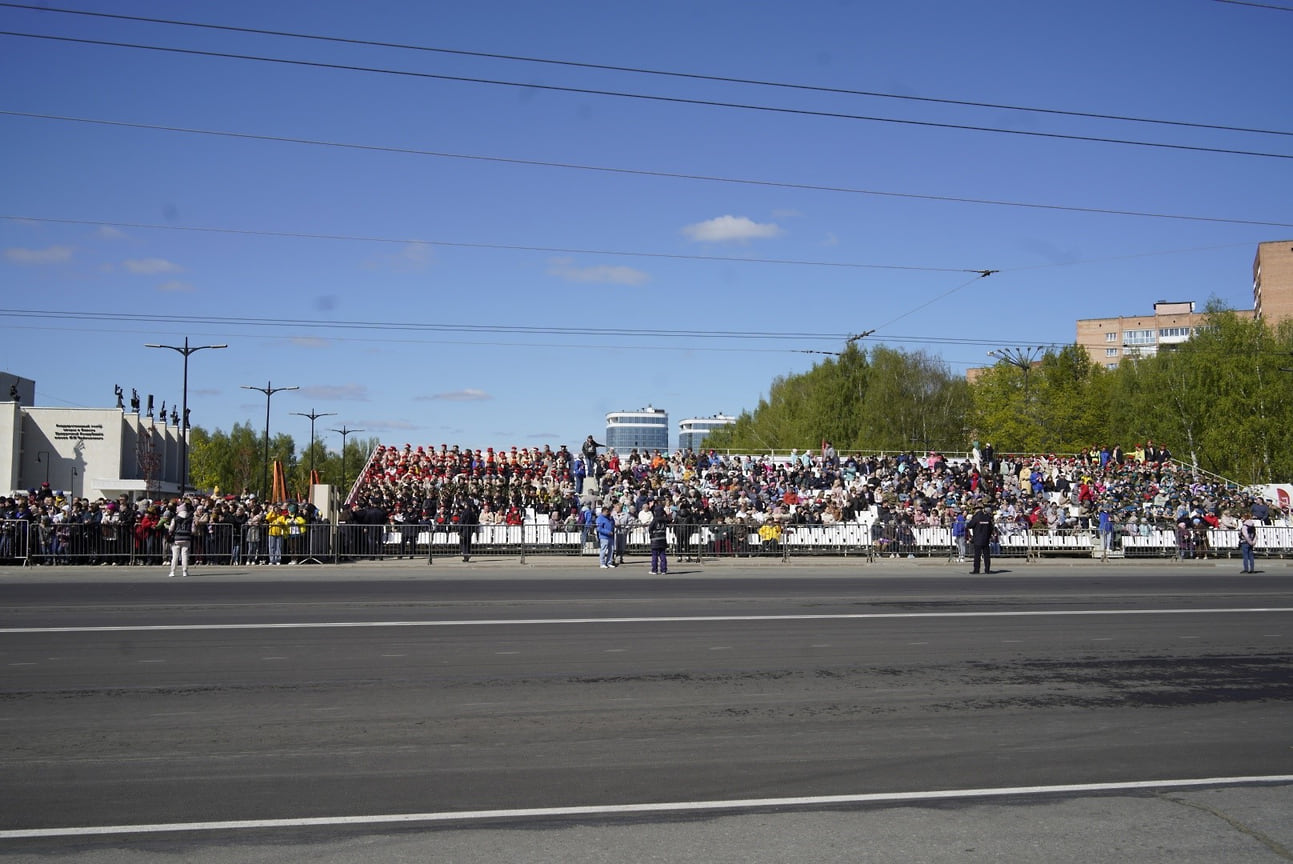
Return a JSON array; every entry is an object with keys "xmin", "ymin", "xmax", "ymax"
[{"xmin": 1074, "ymin": 240, "xmax": 1293, "ymax": 369}]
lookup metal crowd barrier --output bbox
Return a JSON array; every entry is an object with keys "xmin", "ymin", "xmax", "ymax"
[{"xmin": 5, "ymin": 518, "xmax": 1291, "ymax": 566}]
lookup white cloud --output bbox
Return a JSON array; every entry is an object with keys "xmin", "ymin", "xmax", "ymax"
[
  {"xmin": 97, "ymin": 226, "xmax": 128, "ymax": 240},
  {"xmin": 301, "ymin": 383, "xmax": 369, "ymax": 401},
  {"xmin": 425, "ymin": 389, "xmax": 492, "ymax": 402},
  {"xmin": 821, "ymin": 232, "xmax": 839, "ymax": 247},
  {"xmin": 157, "ymin": 280, "xmax": 194, "ymax": 293},
  {"xmin": 547, "ymin": 257, "xmax": 649, "ymax": 286},
  {"xmin": 353, "ymin": 418, "xmax": 419, "ymax": 432},
  {"xmin": 124, "ymin": 257, "xmax": 181, "ymax": 274},
  {"xmin": 5, "ymin": 245, "xmax": 73, "ymax": 264},
  {"xmin": 366, "ymin": 242, "xmax": 432, "ymax": 272},
  {"xmin": 681, "ymin": 215, "xmax": 781, "ymax": 244}
]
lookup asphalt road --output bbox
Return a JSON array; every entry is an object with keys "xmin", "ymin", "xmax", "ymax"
[{"xmin": 2, "ymin": 560, "xmax": 1291, "ymax": 862}]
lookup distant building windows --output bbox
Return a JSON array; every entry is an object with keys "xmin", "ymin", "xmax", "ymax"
[
  {"xmin": 1123, "ymin": 329, "xmax": 1155, "ymax": 346},
  {"xmin": 1105, "ymin": 347, "xmax": 1119, "ymax": 357},
  {"xmin": 605, "ymin": 406, "xmax": 669, "ymax": 451},
  {"xmin": 678, "ymin": 414, "xmax": 736, "ymax": 451},
  {"xmin": 1105, "ymin": 332, "xmax": 1118, "ymax": 342},
  {"xmin": 1158, "ymin": 327, "xmax": 1192, "ymax": 338}
]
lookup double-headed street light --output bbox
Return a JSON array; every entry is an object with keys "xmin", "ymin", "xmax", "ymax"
[
  {"xmin": 241, "ymin": 381, "xmax": 299, "ymax": 502},
  {"xmin": 292, "ymin": 409, "xmax": 336, "ymax": 484},
  {"xmin": 331, "ymin": 425, "xmax": 364, "ymax": 503},
  {"xmin": 146, "ymin": 338, "xmax": 227, "ymax": 496}
]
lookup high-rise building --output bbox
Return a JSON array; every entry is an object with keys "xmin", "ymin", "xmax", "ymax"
[
  {"xmin": 604, "ymin": 405, "xmax": 669, "ymax": 452},
  {"xmin": 678, "ymin": 413, "xmax": 736, "ymax": 451},
  {"xmin": 1254, "ymin": 240, "xmax": 1293, "ymax": 324}
]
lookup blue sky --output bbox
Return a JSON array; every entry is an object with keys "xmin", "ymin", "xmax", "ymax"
[{"xmin": 3, "ymin": 0, "xmax": 1291, "ymax": 453}]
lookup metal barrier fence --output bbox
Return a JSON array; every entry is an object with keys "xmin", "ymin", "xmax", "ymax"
[{"xmin": 4, "ymin": 519, "xmax": 1292, "ymax": 566}]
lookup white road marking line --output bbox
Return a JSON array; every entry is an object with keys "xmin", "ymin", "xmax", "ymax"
[
  {"xmin": 380, "ymin": 654, "xmax": 407, "ymax": 658},
  {"xmin": 1180, "ymin": 636, "xmax": 1201, "ymax": 640},
  {"xmin": 1092, "ymin": 637, "xmax": 1113, "ymax": 641},
  {"xmin": 602, "ymin": 649, "xmax": 627, "ymax": 653},
  {"xmin": 495, "ymin": 651, "xmax": 520, "ymax": 655},
  {"xmin": 4, "ymin": 607, "xmax": 1292, "ymax": 635},
  {"xmin": 4, "ymin": 776, "xmax": 1290, "ymax": 839},
  {"xmin": 137, "ymin": 659, "xmax": 164, "ymax": 663},
  {"xmin": 261, "ymin": 656, "xmax": 287, "ymax": 661},
  {"xmin": 7, "ymin": 662, "xmax": 36, "ymax": 666},
  {"xmin": 709, "ymin": 646, "xmax": 733, "ymax": 651}
]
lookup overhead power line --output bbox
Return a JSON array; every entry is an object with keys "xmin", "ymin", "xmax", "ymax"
[
  {"xmin": 0, "ymin": 308, "xmax": 1075, "ymax": 355},
  {"xmin": 4, "ymin": 2, "xmax": 1290, "ymax": 141},
  {"xmin": 4, "ymin": 115, "xmax": 1289, "ymax": 230},
  {"xmin": 0, "ymin": 308, "xmax": 855, "ymax": 342},
  {"xmin": 2, "ymin": 30, "xmax": 1290, "ymax": 161},
  {"xmin": 1209, "ymin": 0, "xmax": 1293, "ymax": 10},
  {"xmin": 0, "ymin": 215, "xmax": 987, "ymax": 274}
]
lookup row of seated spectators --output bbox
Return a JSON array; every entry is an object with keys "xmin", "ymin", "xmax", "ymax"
[{"xmin": 350, "ymin": 442, "xmax": 1290, "ymax": 536}]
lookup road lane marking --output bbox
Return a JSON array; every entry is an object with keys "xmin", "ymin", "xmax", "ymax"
[
  {"xmin": 4, "ymin": 775, "xmax": 1290, "ymax": 839},
  {"xmin": 4, "ymin": 608, "xmax": 1292, "ymax": 635}
]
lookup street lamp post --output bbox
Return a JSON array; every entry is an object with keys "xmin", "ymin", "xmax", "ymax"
[
  {"xmin": 331, "ymin": 425, "xmax": 364, "ymax": 503},
  {"xmin": 987, "ymin": 346, "xmax": 1046, "ymax": 447},
  {"xmin": 292, "ymin": 409, "xmax": 336, "ymax": 485},
  {"xmin": 241, "ymin": 381, "xmax": 299, "ymax": 502},
  {"xmin": 145, "ymin": 338, "xmax": 227, "ymax": 496}
]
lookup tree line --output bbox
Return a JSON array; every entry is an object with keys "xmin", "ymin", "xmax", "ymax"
[
  {"xmin": 186, "ymin": 422, "xmax": 380, "ymax": 501},
  {"xmin": 703, "ymin": 307, "xmax": 1293, "ymax": 485}
]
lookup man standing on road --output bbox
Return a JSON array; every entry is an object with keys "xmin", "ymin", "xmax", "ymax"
[
  {"xmin": 596, "ymin": 505, "xmax": 616, "ymax": 569},
  {"xmin": 967, "ymin": 503, "xmax": 995, "ymax": 575},
  {"xmin": 1238, "ymin": 510, "xmax": 1258, "ymax": 573}
]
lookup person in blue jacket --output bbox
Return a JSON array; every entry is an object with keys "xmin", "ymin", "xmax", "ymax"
[
  {"xmin": 951, "ymin": 509, "xmax": 967, "ymax": 562},
  {"xmin": 596, "ymin": 506, "xmax": 616, "ymax": 569}
]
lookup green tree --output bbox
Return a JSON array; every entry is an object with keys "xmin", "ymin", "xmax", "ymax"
[{"xmin": 188, "ymin": 421, "xmax": 265, "ymax": 496}]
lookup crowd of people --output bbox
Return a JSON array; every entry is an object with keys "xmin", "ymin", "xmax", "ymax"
[
  {"xmin": 2, "ymin": 437, "xmax": 1286, "ymax": 566},
  {"xmin": 351, "ymin": 438, "xmax": 1288, "ymax": 554},
  {"xmin": 0, "ymin": 483, "xmax": 324, "ymax": 567}
]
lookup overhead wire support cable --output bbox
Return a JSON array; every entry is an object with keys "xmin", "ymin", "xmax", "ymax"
[
  {"xmin": 3, "ymin": 117, "xmax": 1290, "ymax": 230},
  {"xmin": 5, "ymin": 3, "xmax": 1292, "ymax": 140},
  {"xmin": 1, "ymin": 30, "xmax": 1291, "ymax": 160}
]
